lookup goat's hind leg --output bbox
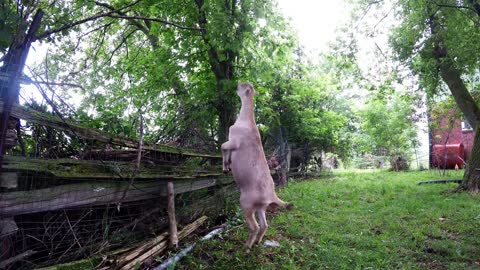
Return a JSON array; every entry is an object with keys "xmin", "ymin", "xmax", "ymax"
[
  {"xmin": 256, "ymin": 207, "xmax": 268, "ymax": 244},
  {"xmin": 242, "ymin": 207, "xmax": 259, "ymax": 248}
]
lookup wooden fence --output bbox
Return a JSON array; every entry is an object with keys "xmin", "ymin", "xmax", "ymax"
[{"xmin": 0, "ymin": 101, "xmax": 235, "ymax": 269}]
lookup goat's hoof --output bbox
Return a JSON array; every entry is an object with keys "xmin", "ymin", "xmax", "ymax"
[{"xmin": 286, "ymin": 203, "xmax": 294, "ymax": 210}]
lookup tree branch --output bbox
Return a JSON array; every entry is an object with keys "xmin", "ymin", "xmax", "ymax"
[
  {"xmin": 105, "ymin": 28, "xmax": 138, "ymax": 65},
  {"xmin": 94, "ymin": 1, "xmax": 160, "ymax": 48},
  {"xmin": 468, "ymin": 0, "xmax": 480, "ymax": 16},
  {"xmin": 433, "ymin": 2, "xmax": 477, "ymax": 13},
  {"xmin": 106, "ymin": 14, "xmax": 204, "ymax": 31},
  {"xmin": 35, "ymin": 0, "xmax": 143, "ymax": 40},
  {"xmin": 29, "ymin": 80, "xmax": 86, "ymax": 91}
]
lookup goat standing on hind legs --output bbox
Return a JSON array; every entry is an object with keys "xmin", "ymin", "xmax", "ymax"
[{"xmin": 221, "ymin": 82, "xmax": 292, "ymax": 248}]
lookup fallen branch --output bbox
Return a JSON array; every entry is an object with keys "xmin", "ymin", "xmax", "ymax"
[
  {"xmin": 154, "ymin": 227, "xmax": 224, "ymax": 270},
  {"xmin": 0, "ymin": 101, "xmax": 221, "ymax": 158}
]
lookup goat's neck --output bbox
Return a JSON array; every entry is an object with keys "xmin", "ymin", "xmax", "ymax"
[{"xmin": 237, "ymin": 97, "xmax": 256, "ymax": 124}]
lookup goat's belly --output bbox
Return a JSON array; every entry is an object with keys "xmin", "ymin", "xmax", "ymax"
[{"xmin": 231, "ymin": 167, "xmax": 274, "ymax": 192}]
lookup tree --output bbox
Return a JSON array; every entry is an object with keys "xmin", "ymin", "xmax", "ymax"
[
  {"xmin": 30, "ymin": 0, "xmax": 293, "ymax": 149},
  {"xmin": 2, "ymin": 0, "xmax": 355, "ymax": 177},
  {"xmin": 356, "ymin": 91, "xmax": 418, "ymax": 170},
  {"xmin": 386, "ymin": 0, "xmax": 480, "ymax": 192}
]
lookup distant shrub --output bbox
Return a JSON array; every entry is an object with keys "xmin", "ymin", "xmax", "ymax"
[{"xmin": 390, "ymin": 155, "xmax": 409, "ymax": 171}]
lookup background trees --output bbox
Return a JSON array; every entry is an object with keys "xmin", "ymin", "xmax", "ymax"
[
  {"xmin": 2, "ymin": 0, "xmax": 356, "ymax": 174},
  {"xmin": 10, "ymin": 0, "xmax": 470, "ymax": 176},
  {"xmin": 384, "ymin": 0, "xmax": 480, "ymax": 191}
]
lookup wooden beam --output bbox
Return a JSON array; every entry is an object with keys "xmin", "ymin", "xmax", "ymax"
[
  {"xmin": 0, "ymin": 101, "xmax": 221, "ymax": 158},
  {"xmin": 2, "ymin": 156, "xmax": 224, "ymax": 180},
  {"xmin": 0, "ymin": 172, "xmax": 17, "ymax": 189},
  {"xmin": 0, "ymin": 178, "xmax": 232, "ymax": 216}
]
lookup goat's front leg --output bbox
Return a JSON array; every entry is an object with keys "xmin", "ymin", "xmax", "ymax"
[{"xmin": 221, "ymin": 141, "xmax": 237, "ymax": 173}]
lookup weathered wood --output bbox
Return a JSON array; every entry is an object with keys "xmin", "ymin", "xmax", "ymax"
[
  {"xmin": 0, "ymin": 217, "xmax": 18, "ymax": 235},
  {"xmin": 0, "ymin": 250, "xmax": 37, "ymax": 268},
  {"xmin": 0, "ymin": 178, "xmax": 232, "ymax": 216},
  {"xmin": 2, "ymin": 156, "xmax": 223, "ymax": 180},
  {"xmin": 0, "ymin": 101, "xmax": 221, "ymax": 158},
  {"xmin": 0, "ymin": 172, "xmax": 17, "ymax": 189},
  {"xmin": 167, "ymin": 182, "xmax": 178, "ymax": 248},
  {"xmin": 119, "ymin": 216, "xmax": 207, "ymax": 270},
  {"xmin": 116, "ymin": 232, "xmax": 168, "ymax": 266},
  {"xmin": 118, "ymin": 114, "xmax": 144, "ymax": 206}
]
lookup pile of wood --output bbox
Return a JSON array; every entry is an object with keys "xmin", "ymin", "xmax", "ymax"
[{"xmin": 111, "ymin": 216, "xmax": 208, "ymax": 270}]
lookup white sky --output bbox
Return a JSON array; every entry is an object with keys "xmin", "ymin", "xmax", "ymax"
[{"xmin": 276, "ymin": 0, "xmax": 349, "ymax": 55}]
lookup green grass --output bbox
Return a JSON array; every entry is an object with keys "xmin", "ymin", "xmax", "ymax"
[{"xmin": 178, "ymin": 170, "xmax": 480, "ymax": 270}]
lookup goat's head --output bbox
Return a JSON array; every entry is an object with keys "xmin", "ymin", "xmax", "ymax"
[{"xmin": 237, "ymin": 82, "xmax": 258, "ymax": 98}]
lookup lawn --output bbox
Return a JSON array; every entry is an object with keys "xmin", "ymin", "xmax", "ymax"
[{"xmin": 177, "ymin": 170, "xmax": 480, "ymax": 269}]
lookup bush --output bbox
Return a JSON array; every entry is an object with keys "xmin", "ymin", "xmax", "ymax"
[{"xmin": 389, "ymin": 155, "xmax": 409, "ymax": 171}]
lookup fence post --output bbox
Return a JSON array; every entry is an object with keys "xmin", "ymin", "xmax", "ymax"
[{"xmin": 167, "ymin": 181, "xmax": 178, "ymax": 248}]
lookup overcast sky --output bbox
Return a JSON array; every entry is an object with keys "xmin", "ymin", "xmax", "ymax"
[{"xmin": 276, "ymin": 0, "xmax": 349, "ymax": 55}]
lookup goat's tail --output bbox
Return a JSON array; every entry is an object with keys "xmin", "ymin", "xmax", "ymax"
[{"xmin": 267, "ymin": 197, "xmax": 293, "ymax": 212}]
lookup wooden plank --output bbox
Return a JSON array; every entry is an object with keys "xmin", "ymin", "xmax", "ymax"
[
  {"xmin": 116, "ymin": 232, "xmax": 169, "ymax": 266},
  {"xmin": 0, "ymin": 101, "xmax": 221, "ymax": 158},
  {"xmin": 0, "ymin": 172, "xmax": 17, "ymax": 188},
  {"xmin": 0, "ymin": 178, "xmax": 233, "ymax": 216},
  {"xmin": 119, "ymin": 216, "xmax": 207, "ymax": 270},
  {"xmin": 0, "ymin": 217, "xmax": 18, "ymax": 235},
  {"xmin": 2, "ymin": 156, "xmax": 224, "ymax": 180}
]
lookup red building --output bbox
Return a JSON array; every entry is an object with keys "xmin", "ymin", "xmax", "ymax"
[{"xmin": 431, "ymin": 117, "xmax": 474, "ymax": 169}]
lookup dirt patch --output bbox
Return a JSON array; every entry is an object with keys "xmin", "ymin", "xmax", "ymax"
[{"xmin": 417, "ymin": 260, "xmax": 448, "ymax": 270}]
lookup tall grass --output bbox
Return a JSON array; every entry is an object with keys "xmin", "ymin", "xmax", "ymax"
[{"xmin": 178, "ymin": 170, "xmax": 480, "ymax": 269}]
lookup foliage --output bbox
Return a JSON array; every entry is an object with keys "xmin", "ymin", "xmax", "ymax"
[
  {"xmin": 353, "ymin": 91, "xmax": 418, "ymax": 168},
  {"xmin": 0, "ymin": 0, "xmax": 357, "ymax": 166},
  {"xmin": 179, "ymin": 170, "xmax": 479, "ymax": 269},
  {"xmin": 389, "ymin": 0, "xmax": 480, "ymax": 95}
]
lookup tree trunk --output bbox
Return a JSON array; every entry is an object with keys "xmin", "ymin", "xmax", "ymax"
[
  {"xmin": 194, "ymin": 0, "xmax": 241, "ymax": 146},
  {"xmin": 0, "ymin": 11, "xmax": 43, "ymax": 172},
  {"xmin": 430, "ymin": 14, "xmax": 480, "ymax": 193},
  {"xmin": 461, "ymin": 124, "xmax": 480, "ymax": 192},
  {"xmin": 437, "ymin": 61, "xmax": 480, "ymax": 192},
  {"xmin": 217, "ymin": 80, "xmax": 237, "ymax": 145},
  {"xmin": 275, "ymin": 126, "xmax": 289, "ymax": 186},
  {"xmin": 438, "ymin": 60, "xmax": 480, "ymax": 130}
]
